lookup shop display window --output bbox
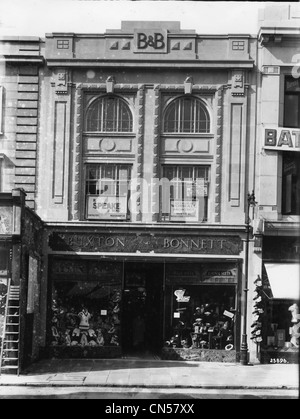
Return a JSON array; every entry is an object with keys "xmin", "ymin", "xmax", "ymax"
[
  {"xmin": 263, "ymin": 300, "xmax": 300, "ymax": 352},
  {"xmin": 49, "ymin": 260, "xmax": 122, "ymax": 349},
  {"xmin": 164, "ymin": 264, "xmax": 238, "ymax": 351}
]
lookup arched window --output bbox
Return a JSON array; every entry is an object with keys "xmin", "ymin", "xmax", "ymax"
[
  {"xmin": 85, "ymin": 95, "xmax": 133, "ymax": 133},
  {"xmin": 164, "ymin": 96, "xmax": 210, "ymax": 134}
]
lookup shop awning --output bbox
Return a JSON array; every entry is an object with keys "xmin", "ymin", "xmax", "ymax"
[{"xmin": 264, "ymin": 264, "xmax": 300, "ymax": 300}]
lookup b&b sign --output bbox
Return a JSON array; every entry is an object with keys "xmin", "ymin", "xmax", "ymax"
[{"xmin": 134, "ymin": 29, "xmax": 167, "ymax": 53}]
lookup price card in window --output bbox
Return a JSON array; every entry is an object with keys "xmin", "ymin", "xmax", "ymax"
[
  {"xmin": 101, "ymin": 310, "xmax": 108, "ymax": 316},
  {"xmin": 174, "ymin": 313, "xmax": 180, "ymax": 319}
]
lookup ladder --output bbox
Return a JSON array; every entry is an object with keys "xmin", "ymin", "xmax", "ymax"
[{"xmin": 0, "ymin": 279, "xmax": 20, "ymax": 376}]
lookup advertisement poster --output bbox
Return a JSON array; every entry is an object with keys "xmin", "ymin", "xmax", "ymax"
[
  {"xmin": 170, "ymin": 200, "xmax": 199, "ymax": 222},
  {"xmin": 87, "ymin": 196, "xmax": 127, "ymax": 220}
]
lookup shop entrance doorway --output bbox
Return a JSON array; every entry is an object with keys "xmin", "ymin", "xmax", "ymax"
[{"xmin": 122, "ymin": 262, "xmax": 164, "ymax": 357}]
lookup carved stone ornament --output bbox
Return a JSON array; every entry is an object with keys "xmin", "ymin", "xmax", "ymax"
[
  {"xmin": 231, "ymin": 72, "xmax": 245, "ymax": 96},
  {"xmin": 52, "ymin": 71, "xmax": 69, "ymax": 95}
]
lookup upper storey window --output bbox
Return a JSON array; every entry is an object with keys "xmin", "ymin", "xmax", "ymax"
[
  {"xmin": 284, "ymin": 77, "xmax": 300, "ymax": 129},
  {"xmin": 85, "ymin": 95, "xmax": 133, "ymax": 133},
  {"xmin": 163, "ymin": 96, "xmax": 210, "ymax": 134}
]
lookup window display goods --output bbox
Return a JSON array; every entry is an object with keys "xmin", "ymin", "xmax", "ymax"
[{"xmin": 165, "ymin": 285, "xmax": 236, "ymax": 351}]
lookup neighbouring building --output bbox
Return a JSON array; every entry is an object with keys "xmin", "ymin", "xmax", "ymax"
[
  {"xmin": 0, "ymin": 5, "xmax": 299, "ymax": 374},
  {"xmin": 255, "ymin": 4, "xmax": 300, "ymax": 364}
]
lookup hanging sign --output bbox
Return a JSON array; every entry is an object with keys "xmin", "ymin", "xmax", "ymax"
[{"xmin": 264, "ymin": 128, "xmax": 300, "ymax": 152}]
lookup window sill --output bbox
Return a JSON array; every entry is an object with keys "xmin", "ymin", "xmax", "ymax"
[
  {"xmin": 161, "ymin": 133, "xmax": 213, "ymax": 138},
  {"xmin": 83, "ymin": 132, "xmax": 135, "ymax": 137}
]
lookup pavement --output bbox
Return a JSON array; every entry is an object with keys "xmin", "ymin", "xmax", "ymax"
[{"xmin": 0, "ymin": 358, "xmax": 299, "ymax": 390}]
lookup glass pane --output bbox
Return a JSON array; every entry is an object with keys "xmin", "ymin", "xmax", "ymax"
[
  {"xmin": 282, "ymin": 152, "xmax": 300, "ymax": 215},
  {"xmin": 285, "ymin": 77, "xmax": 300, "ymax": 93},
  {"xmin": 103, "ymin": 98, "xmax": 115, "ymax": 132},
  {"xmin": 163, "ymin": 167, "xmax": 175, "ymax": 181},
  {"xmin": 164, "ymin": 97, "xmax": 210, "ymax": 134},
  {"xmin": 162, "ymin": 166, "xmax": 209, "ymax": 222},
  {"xmin": 284, "ymin": 95, "xmax": 300, "ymax": 128},
  {"xmin": 164, "ymin": 103, "xmax": 177, "ymax": 133},
  {"xmin": 181, "ymin": 166, "xmax": 193, "ymax": 180},
  {"xmin": 119, "ymin": 101, "xmax": 132, "ymax": 132},
  {"xmin": 118, "ymin": 167, "xmax": 130, "ymax": 196},
  {"xmin": 182, "ymin": 99, "xmax": 193, "ymax": 133},
  {"xmin": 86, "ymin": 96, "xmax": 133, "ymax": 133},
  {"xmin": 86, "ymin": 164, "xmax": 131, "ymax": 220}
]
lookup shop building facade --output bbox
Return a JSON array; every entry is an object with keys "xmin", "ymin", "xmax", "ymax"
[
  {"xmin": 255, "ymin": 4, "xmax": 300, "ymax": 363},
  {"xmin": 36, "ymin": 20, "xmax": 258, "ymax": 363}
]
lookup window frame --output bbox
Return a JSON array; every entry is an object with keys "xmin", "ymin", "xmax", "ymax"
[
  {"xmin": 163, "ymin": 96, "xmax": 211, "ymax": 135},
  {"xmin": 85, "ymin": 94, "xmax": 133, "ymax": 134},
  {"xmin": 85, "ymin": 163, "xmax": 132, "ymax": 221},
  {"xmin": 283, "ymin": 76, "xmax": 300, "ymax": 129},
  {"xmin": 160, "ymin": 165, "xmax": 210, "ymax": 223},
  {"xmin": 281, "ymin": 151, "xmax": 300, "ymax": 216}
]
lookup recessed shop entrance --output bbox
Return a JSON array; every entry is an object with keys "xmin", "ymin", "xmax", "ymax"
[{"xmin": 122, "ymin": 262, "xmax": 164, "ymax": 357}]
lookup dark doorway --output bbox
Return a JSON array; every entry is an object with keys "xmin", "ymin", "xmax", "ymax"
[{"xmin": 122, "ymin": 262, "xmax": 164, "ymax": 357}]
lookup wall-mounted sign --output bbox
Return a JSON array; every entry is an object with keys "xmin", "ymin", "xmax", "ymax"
[
  {"xmin": 264, "ymin": 128, "xmax": 300, "ymax": 152},
  {"xmin": 134, "ymin": 29, "xmax": 167, "ymax": 53},
  {"xmin": 49, "ymin": 232, "xmax": 243, "ymax": 255},
  {"xmin": 202, "ymin": 267, "xmax": 238, "ymax": 284},
  {"xmin": 87, "ymin": 196, "xmax": 127, "ymax": 220}
]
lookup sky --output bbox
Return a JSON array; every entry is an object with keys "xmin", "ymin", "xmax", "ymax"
[{"xmin": 0, "ymin": 0, "xmax": 282, "ymax": 37}]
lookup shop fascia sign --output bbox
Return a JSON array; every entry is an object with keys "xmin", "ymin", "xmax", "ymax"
[
  {"xmin": 49, "ymin": 232, "xmax": 243, "ymax": 255},
  {"xmin": 264, "ymin": 127, "xmax": 300, "ymax": 152},
  {"xmin": 134, "ymin": 29, "xmax": 168, "ymax": 53}
]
